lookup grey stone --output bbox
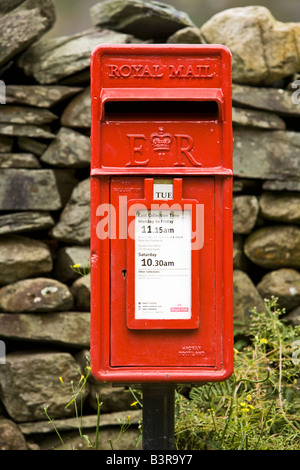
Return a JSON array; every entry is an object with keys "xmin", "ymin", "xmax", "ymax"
[
  {"xmin": 233, "ymin": 270, "xmax": 265, "ymax": 332},
  {"xmin": 0, "ymin": 0, "xmax": 55, "ymax": 68},
  {"xmin": 233, "ymin": 178, "xmax": 261, "ymax": 193},
  {"xmin": 166, "ymin": 26, "xmax": 202, "ymax": 44},
  {"xmin": 0, "ymin": 235, "xmax": 52, "ymax": 285},
  {"xmin": 0, "ymin": 418, "xmax": 27, "ymax": 450},
  {"xmin": 0, "ymin": 105, "xmax": 57, "ymax": 125},
  {"xmin": 233, "ymin": 195, "xmax": 259, "ymax": 234},
  {"xmin": 76, "ymin": 428, "xmax": 140, "ymax": 450},
  {"xmin": 244, "ymin": 226, "xmax": 300, "ymax": 269},
  {"xmin": 44, "ymin": 425, "xmax": 140, "ymax": 451},
  {"xmin": 6, "ymin": 85, "xmax": 83, "ymax": 108},
  {"xmin": 50, "ymin": 178, "xmax": 90, "ymax": 244},
  {"xmin": 71, "ymin": 274, "xmax": 90, "ymax": 311},
  {"xmin": 0, "ymin": 123, "xmax": 55, "ymax": 139},
  {"xmin": 0, "ymin": 312, "xmax": 90, "ymax": 348},
  {"xmin": 200, "ymin": 6, "xmax": 300, "ymax": 85},
  {"xmin": 61, "ymin": 87, "xmax": 91, "ymax": 128},
  {"xmin": 17, "ymin": 137, "xmax": 47, "ymax": 156},
  {"xmin": 88, "ymin": 383, "xmax": 133, "ymax": 413},
  {"xmin": 284, "ymin": 306, "xmax": 300, "ymax": 327},
  {"xmin": 257, "ymin": 269, "xmax": 300, "ymax": 311},
  {"xmin": 0, "ymin": 169, "xmax": 62, "ymax": 210},
  {"xmin": 259, "ymin": 192, "xmax": 300, "ymax": 223},
  {"xmin": 262, "ymin": 180, "xmax": 300, "ymax": 192},
  {"xmin": 58, "ymin": 69, "xmax": 90, "ymax": 86},
  {"xmin": 0, "ymin": 1, "xmax": 26, "ymax": 15},
  {"xmin": 232, "ymin": 84, "xmax": 299, "ymax": 117},
  {"xmin": 18, "ymin": 28, "xmax": 133, "ymax": 84},
  {"xmin": 55, "ymin": 246, "xmax": 90, "ymax": 283},
  {"xmin": 0, "ymin": 278, "xmax": 74, "ymax": 313},
  {"xmin": 0, "ymin": 153, "xmax": 41, "ymax": 168},
  {"xmin": 0, "ymin": 211, "xmax": 54, "ymax": 235},
  {"xmin": 53, "ymin": 169, "xmax": 79, "ymax": 207},
  {"xmin": 19, "ymin": 410, "xmax": 141, "ymax": 450},
  {"xmin": 41, "ymin": 127, "xmax": 90, "ymax": 168},
  {"xmin": 90, "ymin": 0, "xmax": 196, "ymax": 40},
  {"xmin": 233, "ymin": 235, "xmax": 246, "ymax": 270},
  {"xmin": 19, "ymin": 409, "xmax": 141, "ymax": 435},
  {"xmin": 0, "ymin": 136, "xmax": 13, "ymax": 152},
  {"xmin": 233, "ymin": 129, "xmax": 300, "ymax": 180},
  {"xmin": 232, "ymin": 107, "xmax": 286, "ymax": 130},
  {"xmin": 0, "ymin": 351, "xmax": 86, "ymax": 422}
]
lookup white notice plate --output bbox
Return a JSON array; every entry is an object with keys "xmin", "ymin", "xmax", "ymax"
[
  {"xmin": 153, "ymin": 181, "xmax": 173, "ymax": 200},
  {"xmin": 135, "ymin": 209, "xmax": 191, "ymax": 320}
]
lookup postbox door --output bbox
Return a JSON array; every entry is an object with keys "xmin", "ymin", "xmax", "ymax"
[{"xmin": 109, "ymin": 176, "xmax": 216, "ymax": 368}]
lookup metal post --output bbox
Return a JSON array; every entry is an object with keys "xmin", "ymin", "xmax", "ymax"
[{"xmin": 142, "ymin": 384, "xmax": 176, "ymax": 450}]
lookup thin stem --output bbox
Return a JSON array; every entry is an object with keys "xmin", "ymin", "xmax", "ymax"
[
  {"xmin": 44, "ymin": 406, "xmax": 67, "ymax": 450},
  {"xmin": 94, "ymin": 395, "xmax": 102, "ymax": 450}
]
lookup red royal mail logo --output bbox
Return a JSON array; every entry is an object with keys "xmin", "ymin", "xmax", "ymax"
[
  {"xmin": 126, "ymin": 127, "xmax": 202, "ymax": 167},
  {"xmin": 150, "ymin": 127, "xmax": 173, "ymax": 153}
]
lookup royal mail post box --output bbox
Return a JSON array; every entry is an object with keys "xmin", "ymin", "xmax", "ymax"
[{"xmin": 90, "ymin": 44, "xmax": 233, "ymax": 383}]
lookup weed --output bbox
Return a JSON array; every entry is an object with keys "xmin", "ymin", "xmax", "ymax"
[
  {"xmin": 175, "ymin": 297, "xmax": 300, "ymax": 450},
  {"xmin": 44, "ymin": 356, "xmax": 133, "ymax": 450}
]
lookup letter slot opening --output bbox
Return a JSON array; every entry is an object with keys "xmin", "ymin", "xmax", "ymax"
[{"xmin": 104, "ymin": 100, "xmax": 219, "ymax": 121}]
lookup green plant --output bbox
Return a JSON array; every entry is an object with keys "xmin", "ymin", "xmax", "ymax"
[
  {"xmin": 175, "ymin": 297, "xmax": 300, "ymax": 450},
  {"xmin": 44, "ymin": 357, "xmax": 102, "ymax": 450},
  {"xmin": 44, "ymin": 357, "xmax": 133, "ymax": 450},
  {"xmin": 70, "ymin": 262, "xmax": 90, "ymax": 277}
]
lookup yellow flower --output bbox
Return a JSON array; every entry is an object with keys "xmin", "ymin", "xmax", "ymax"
[
  {"xmin": 242, "ymin": 407, "xmax": 250, "ymax": 412},
  {"xmin": 59, "ymin": 376, "xmax": 64, "ymax": 384},
  {"xmin": 131, "ymin": 401, "xmax": 138, "ymax": 407},
  {"xmin": 240, "ymin": 400, "xmax": 254, "ymax": 412},
  {"xmin": 73, "ymin": 263, "xmax": 81, "ymax": 268},
  {"xmin": 260, "ymin": 338, "xmax": 268, "ymax": 344}
]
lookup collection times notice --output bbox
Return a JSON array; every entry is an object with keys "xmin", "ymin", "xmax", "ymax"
[{"xmin": 135, "ymin": 209, "xmax": 191, "ymax": 320}]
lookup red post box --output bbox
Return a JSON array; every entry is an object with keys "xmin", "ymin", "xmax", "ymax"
[{"xmin": 90, "ymin": 44, "xmax": 233, "ymax": 383}]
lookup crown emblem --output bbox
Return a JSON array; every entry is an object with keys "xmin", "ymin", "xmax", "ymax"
[{"xmin": 150, "ymin": 127, "xmax": 173, "ymax": 154}]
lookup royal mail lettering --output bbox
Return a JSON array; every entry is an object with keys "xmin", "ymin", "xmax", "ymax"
[
  {"xmin": 108, "ymin": 64, "xmax": 214, "ymax": 79},
  {"xmin": 109, "ymin": 64, "xmax": 163, "ymax": 79},
  {"xmin": 168, "ymin": 65, "xmax": 213, "ymax": 79}
]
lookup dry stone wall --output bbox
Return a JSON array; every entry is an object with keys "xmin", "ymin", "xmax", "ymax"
[{"xmin": 0, "ymin": 0, "xmax": 300, "ymax": 450}]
